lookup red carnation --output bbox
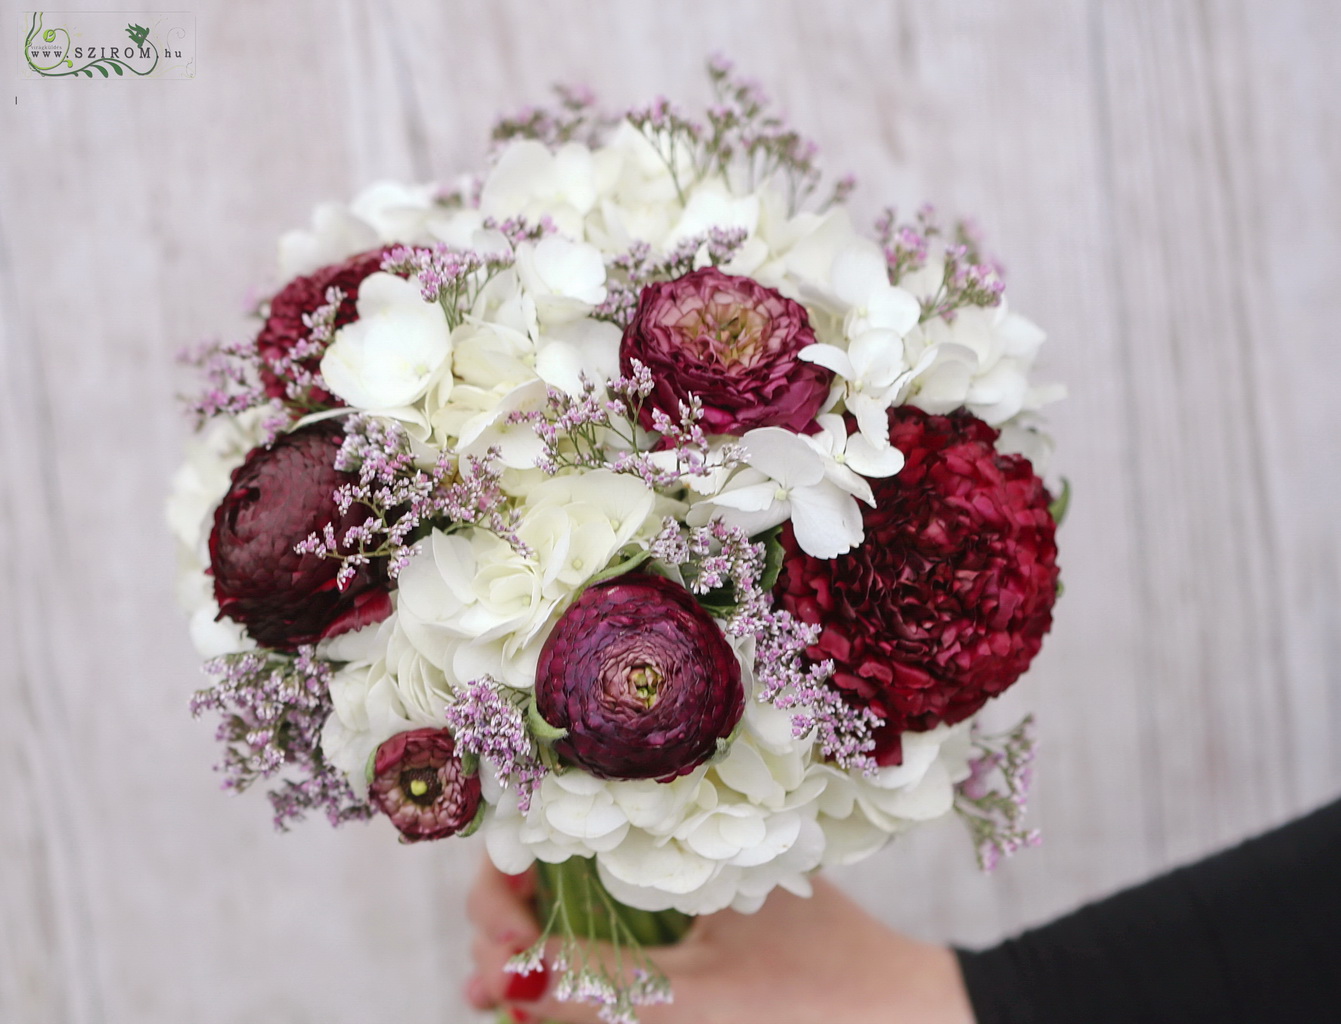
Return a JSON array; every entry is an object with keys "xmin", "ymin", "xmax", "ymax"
[
  {"xmin": 256, "ymin": 249, "xmax": 387, "ymax": 408},
  {"xmin": 370, "ymin": 729, "xmax": 482, "ymax": 842},
  {"xmin": 775, "ymin": 408, "xmax": 1059, "ymax": 765},
  {"xmin": 209, "ymin": 421, "xmax": 392, "ymax": 651},
  {"xmin": 619, "ymin": 267, "xmax": 832, "ymax": 437}
]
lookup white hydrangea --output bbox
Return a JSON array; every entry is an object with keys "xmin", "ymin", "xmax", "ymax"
[
  {"xmin": 391, "ymin": 470, "xmax": 657, "ymax": 692},
  {"xmin": 479, "ymin": 645, "xmax": 974, "ymax": 915}
]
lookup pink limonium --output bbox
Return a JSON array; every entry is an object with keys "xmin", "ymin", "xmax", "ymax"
[
  {"xmin": 508, "ymin": 360, "xmax": 741, "ymax": 491},
  {"xmin": 954, "ymin": 716, "xmax": 1042, "ymax": 871},
  {"xmin": 190, "ymin": 646, "xmax": 371, "ymax": 830},
  {"xmin": 295, "ymin": 417, "xmax": 527, "ymax": 588},
  {"xmin": 444, "ymin": 678, "xmax": 548, "ymax": 813},
  {"xmin": 648, "ymin": 518, "xmax": 879, "ymax": 773}
]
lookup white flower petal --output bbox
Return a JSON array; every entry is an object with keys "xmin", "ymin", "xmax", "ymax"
[
  {"xmin": 845, "ymin": 431, "xmax": 905, "ymax": 479},
  {"xmin": 740, "ymin": 428, "xmax": 826, "ymax": 488},
  {"xmin": 790, "ymin": 487, "xmax": 863, "ymax": 557},
  {"xmin": 796, "ymin": 342, "xmax": 855, "ymax": 378}
]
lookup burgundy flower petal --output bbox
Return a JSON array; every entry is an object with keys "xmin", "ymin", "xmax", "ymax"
[
  {"xmin": 619, "ymin": 267, "xmax": 832, "ymax": 437},
  {"xmin": 535, "ymin": 574, "xmax": 744, "ymax": 781},
  {"xmin": 370, "ymin": 729, "xmax": 482, "ymax": 842},
  {"xmin": 208, "ymin": 421, "xmax": 391, "ymax": 651},
  {"xmin": 256, "ymin": 248, "xmax": 388, "ymax": 407},
  {"xmin": 775, "ymin": 408, "xmax": 1059, "ymax": 765}
]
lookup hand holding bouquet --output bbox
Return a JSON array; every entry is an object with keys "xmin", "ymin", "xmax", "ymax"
[{"xmin": 170, "ymin": 57, "xmax": 1063, "ymax": 1023}]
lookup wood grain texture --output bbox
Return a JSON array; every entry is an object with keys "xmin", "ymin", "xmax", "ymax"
[{"xmin": 3, "ymin": 1, "xmax": 1338, "ymax": 1020}]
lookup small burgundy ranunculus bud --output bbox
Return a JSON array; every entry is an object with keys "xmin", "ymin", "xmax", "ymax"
[
  {"xmin": 256, "ymin": 248, "xmax": 388, "ymax": 407},
  {"xmin": 209, "ymin": 421, "xmax": 391, "ymax": 651},
  {"xmin": 619, "ymin": 267, "xmax": 833, "ymax": 437},
  {"xmin": 370, "ymin": 729, "xmax": 483, "ymax": 842},
  {"xmin": 775, "ymin": 407, "xmax": 1060, "ymax": 766},
  {"xmin": 534, "ymin": 573, "xmax": 744, "ymax": 782}
]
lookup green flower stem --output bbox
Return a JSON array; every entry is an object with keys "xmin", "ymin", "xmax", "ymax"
[
  {"xmin": 536, "ymin": 856, "xmax": 692, "ymax": 946},
  {"xmin": 494, "ymin": 857, "xmax": 691, "ymax": 1024}
]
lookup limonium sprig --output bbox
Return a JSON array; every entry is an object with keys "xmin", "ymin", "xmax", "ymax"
[
  {"xmin": 875, "ymin": 204, "xmax": 1007, "ymax": 321},
  {"xmin": 511, "ymin": 359, "xmax": 740, "ymax": 490},
  {"xmin": 179, "ymin": 285, "xmax": 351, "ymax": 429},
  {"xmin": 491, "ymin": 81, "xmax": 606, "ymax": 150},
  {"xmin": 506, "ymin": 861, "xmax": 674, "ymax": 1024},
  {"xmin": 269, "ymin": 286, "xmax": 343, "ymax": 407},
  {"xmin": 294, "ymin": 416, "xmax": 528, "ymax": 587},
  {"xmin": 190, "ymin": 646, "xmax": 370, "ymax": 829},
  {"xmin": 443, "ymin": 677, "xmax": 548, "ymax": 814},
  {"xmin": 702, "ymin": 53, "xmax": 823, "ymax": 212},
  {"xmin": 649, "ymin": 518, "xmax": 879, "ymax": 772},
  {"xmin": 178, "ymin": 336, "xmax": 271, "ymax": 428},
  {"xmin": 593, "ymin": 227, "xmax": 748, "ymax": 326},
  {"xmin": 381, "ymin": 217, "xmax": 552, "ymax": 329},
  {"xmin": 954, "ymin": 715, "xmax": 1043, "ymax": 871}
]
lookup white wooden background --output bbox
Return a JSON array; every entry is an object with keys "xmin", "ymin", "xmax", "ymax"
[{"xmin": 4, "ymin": 2, "xmax": 1339, "ymax": 1021}]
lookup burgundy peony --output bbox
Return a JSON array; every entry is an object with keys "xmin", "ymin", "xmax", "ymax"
[
  {"xmin": 775, "ymin": 408, "xmax": 1059, "ymax": 766},
  {"xmin": 256, "ymin": 248, "xmax": 388, "ymax": 407},
  {"xmin": 619, "ymin": 267, "xmax": 833, "ymax": 437},
  {"xmin": 369, "ymin": 729, "xmax": 482, "ymax": 842},
  {"xmin": 534, "ymin": 573, "xmax": 744, "ymax": 781},
  {"xmin": 209, "ymin": 421, "xmax": 392, "ymax": 650}
]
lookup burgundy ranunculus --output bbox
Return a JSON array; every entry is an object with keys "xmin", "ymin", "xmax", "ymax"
[
  {"xmin": 370, "ymin": 729, "xmax": 482, "ymax": 842},
  {"xmin": 535, "ymin": 574, "xmax": 744, "ymax": 781},
  {"xmin": 209, "ymin": 421, "xmax": 392, "ymax": 650},
  {"xmin": 776, "ymin": 408, "xmax": 1059, "ymax": 766},
  {"xmin": 619, "ymin": 267, "xmax": 832, "ymax": 437},
  {"xmin": 256, "ymin": 249, "xmax": 387, "ymax": 407}
]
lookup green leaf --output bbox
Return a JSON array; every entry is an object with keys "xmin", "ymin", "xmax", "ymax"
[
  {"xmin": 364, "ymin": 747, "xmax": 378, "ymax": 786},
  {"xmin": 1048, "ymin": 478, "xmax": 1071, "ymax": 526},
  {"xmin": 756, "ymin": 525, "xmax": 786, "ymax": 592},
  {"xmin": 93, "ymin": 63, "xmax": 108, "ymax": 77},
  {"xmin": 693, "ymin": 583, "xmax": 737, "ymax": 618},
  {"xmin": 456, "ymin": 802, "xmax": 485, "ymax": 839},
  {"xmin": 460, "ymin": 751, "xmax": 480, "ymax": 779},
  {"xmin": 526, "ymin": 698, "xmax": 568, "ymax": 744},
  {"xmin": 110, "ymin": 61, "xmax": 124, "ymax": 76}
]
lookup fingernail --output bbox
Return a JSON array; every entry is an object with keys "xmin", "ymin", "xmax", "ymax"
[
  {"xmin": 507, "ymin": 1008, "xmax": 536, "ymax": 1024},
  {"xmin": 503, "ymin": 871, "xmax": 530, "ymax": 893},
  {"xmin": 503, "ymin": 962, "xmax": 549, "ymax": 1003}
]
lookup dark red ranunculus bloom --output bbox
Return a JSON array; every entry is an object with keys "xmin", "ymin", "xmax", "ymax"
[
  {"xmin": 619, "ymin": 267, "xmax": 832, "ymax": 437},
  {"xmin": 370, "ymin": 729, "xmax": 482, "ymax": 842},
  {"xmin": 776, "ymin": 408, "xmax": 1059, "ymax": 766},
  {"xmin": 535, "ymin": 573, "xmax": 744, "ymax": 781},
  {"xmin": 256, "ymin": 249, "xmax": 388, "ymax": 407},
  {"xmin": 209, "ymin": 421, "xmax": 391, "ymax": 650}
]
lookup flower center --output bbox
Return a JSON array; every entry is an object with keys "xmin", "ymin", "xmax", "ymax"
[
  {"xmin": 400, "ymin": 767, "xmax": 443, "ymax": 806},
  {"xmin": 628, "ymin": 662, "xmax": 663, "ymax": 709},
  {"xmin": 677, "ymin": 302, "xmax": 767, "ymax": 367}
]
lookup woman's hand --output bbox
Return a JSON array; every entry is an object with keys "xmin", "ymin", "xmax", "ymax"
[{"xmin": 464, "ymin": 857, "xmax": 976, "ymax": 1024}]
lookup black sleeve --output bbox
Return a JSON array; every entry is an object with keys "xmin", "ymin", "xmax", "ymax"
[{"xmin": 955, "ymin": 797, "xmax": 1341, "ymax": 1024}]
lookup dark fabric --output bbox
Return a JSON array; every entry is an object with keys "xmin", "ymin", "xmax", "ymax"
[{"xmin": 956, "ymin": 798, "xmax": 1341, "ymax": 1024}]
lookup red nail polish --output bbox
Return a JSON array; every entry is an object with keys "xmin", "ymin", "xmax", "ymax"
[
  {"xmin": 503, "ymin": 962, "xmax": 549, "ymax": 1003},
  {"xmin": 503, "ymin": 872, "xmax": 529, "ymax": 893}
]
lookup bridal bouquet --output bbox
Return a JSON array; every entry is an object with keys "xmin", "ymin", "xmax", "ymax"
[{"xmin": 170, "ymin": 58, "xmax": 1063, "ymax": 1022}]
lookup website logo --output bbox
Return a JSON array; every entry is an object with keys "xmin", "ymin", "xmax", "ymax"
[{"xmin": 23, "ymin": 11, "xmax": 195, "ymax": 79}]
